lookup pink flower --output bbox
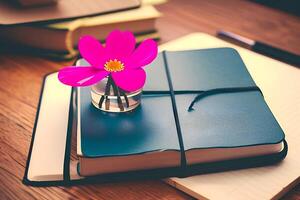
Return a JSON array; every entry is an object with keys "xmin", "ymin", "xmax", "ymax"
[{"xmin": 58, "ymin": 30, "xmax": 158, "ymax": 92}]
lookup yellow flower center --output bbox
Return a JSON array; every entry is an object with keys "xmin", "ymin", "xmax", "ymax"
[{"xmin": 104, "ymin": 59, "xmax": 125, "ymax": 72}]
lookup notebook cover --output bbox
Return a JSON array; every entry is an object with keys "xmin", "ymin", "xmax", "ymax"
[
  {"xmin": 0, "ymin": 0, "xmax": 140, "ymax": 25},
  {"xmin": 79, "ymin": 48, "xmax": 284, "ymax": 159}
]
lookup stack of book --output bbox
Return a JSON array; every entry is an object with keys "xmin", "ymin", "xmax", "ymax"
[
  {"xmin": 23, "ymin": 34, "xmax": 298, "ymax": 200},
  {"xmin": 0, "ymin": 1, "xmax": 162, "ymax": 59},
  {"xmin": 23, "ymin": 46, "xmax": 287, "ymax": 185}
]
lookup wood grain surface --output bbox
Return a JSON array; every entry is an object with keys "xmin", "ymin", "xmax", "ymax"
[{"xmin": 0, "ymin": 0, "xmax": 300, "ymax": 199}]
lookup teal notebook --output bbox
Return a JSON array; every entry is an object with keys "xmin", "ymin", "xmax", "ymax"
[{"xmin": 77, "ymin": 48, "xmax": 286, "ymax": 177}]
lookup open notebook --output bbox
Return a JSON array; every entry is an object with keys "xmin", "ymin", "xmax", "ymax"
[{"xmin": 160, "ymin": 33, "xmax": 300, "ymax": 200}]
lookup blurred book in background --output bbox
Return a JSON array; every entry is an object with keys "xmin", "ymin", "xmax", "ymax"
[
  {"xmin": 252, "ymin": 0, "xmax": 300, "ymax": 17},
  {"xmin": 0, "ymin": 1, "xmax": 165, "ymax": 60}
]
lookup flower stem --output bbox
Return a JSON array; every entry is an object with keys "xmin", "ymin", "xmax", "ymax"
[
  {"xmin": 119, "ymin": 89, "xmax": 130, "ymax": 108},
  {"xmin": 110, "ymin": 76, "xmax": 125, "ymax": 111},
  {"xmin": 98, "ymin": 77, "xmax": 112, "ymax": 109},
  {"xmin": 99, "ymin": 77, "xmax": 110, "ymax": 109},
  {"xmin": 98, "ymin": 92, "xmax": 105, "ymax": 109},
  {"xmin": 104, "ymin": 76, "xmax": 112, "ymax": 110}
]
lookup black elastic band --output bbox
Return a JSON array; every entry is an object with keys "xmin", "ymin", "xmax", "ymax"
[
  {"xmin": 63, "ymin": 57, "xmax": 79, "ymax": 182},
  {"xmin": 143, "ymin": 86, "xmax": 262, "ymax": 111},
  {"xmin": 162, "ymin": 51, "xmax": 187, "ymax": 168},
  {"xmin": 63, "ymin": 87, "xmax": 74, "ymax": 182},
  {"xmin": 143, "ymin": 90, "xmax": 204, "ymax": 95},
  {"xmin": 188, "ymin": 86, "xmax": 262, "ymax": 111}
]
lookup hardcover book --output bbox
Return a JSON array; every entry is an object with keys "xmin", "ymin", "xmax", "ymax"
[
  {"xmin": 0, "ymin": 6, "xmax": 160, "ymax": 55},
  {"xmin": 76, "ymin": 48, "xmax": 286, "ymax": 176},
  {"xmin": 0, "ymin": 5, "xmax": 160, "ymax": 60}
]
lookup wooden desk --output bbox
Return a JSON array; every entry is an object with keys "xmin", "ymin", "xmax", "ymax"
[{"xmin": 0, "ymin": 0, "xmax": 299, "ymax": 199}]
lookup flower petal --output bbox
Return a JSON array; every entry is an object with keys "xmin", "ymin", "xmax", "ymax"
[
  {"xmin": 125, "ymin": 39, "xmax": 158, "ymax": 69},
  {"xmin": 105, "ymin": 30, "xmax": 136, "ymax": 60},
  {"xmin": 58, "ymin": 66, "xmax": 109, "ymax": 87},
  {"xmin": 111, "ymin": 68, "xmax": 146, "ymax": 92},
  {"xmin": 78, "ymin": 35, "xmax": 107, "ymax": 68}
]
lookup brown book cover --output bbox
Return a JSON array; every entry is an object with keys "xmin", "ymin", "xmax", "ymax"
[{"xmin": 0, "ymin": 6, "xmax": 160, "ymax": 52}]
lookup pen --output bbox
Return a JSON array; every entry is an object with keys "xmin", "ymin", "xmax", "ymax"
[{"xmin": 217, "ymin": 30, "xmax": 300, "ymax": 67}]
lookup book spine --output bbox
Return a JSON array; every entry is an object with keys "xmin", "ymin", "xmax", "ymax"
[{"xmin": 65, "ymin": 28, "xmax": 78, "ymax": 58}]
